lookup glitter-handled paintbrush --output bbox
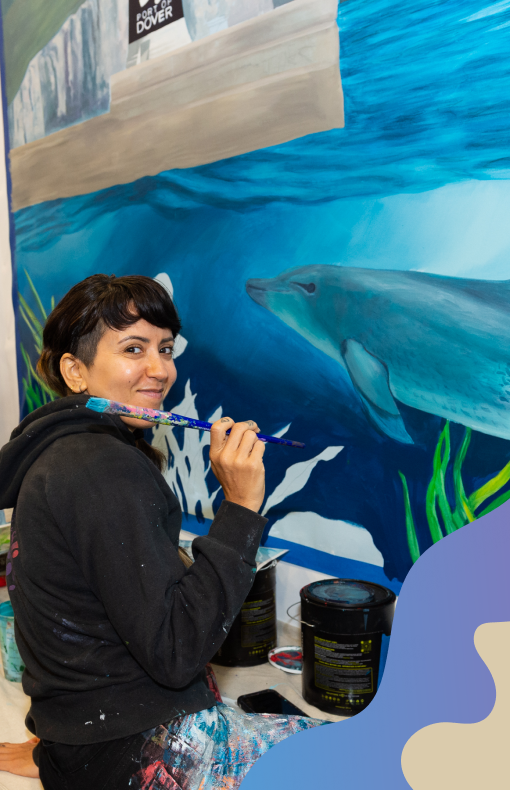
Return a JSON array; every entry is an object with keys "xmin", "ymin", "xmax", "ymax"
[{"xmin": 86, "ymin": 397, "xmax": 305, "ymax": 448}]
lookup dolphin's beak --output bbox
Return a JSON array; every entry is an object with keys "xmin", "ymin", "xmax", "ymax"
[
  {"xmin": 246, "ymin": 276, "xmax": 291, "ymax": 306},
  {"xmin": 246, "ymin": 278, "xmax": 270, "ymax": 307}
]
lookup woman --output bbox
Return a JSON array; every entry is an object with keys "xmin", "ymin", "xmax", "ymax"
[{"xmin": 0, "ymin": 274, "xmax": 325, "ymax": 789}]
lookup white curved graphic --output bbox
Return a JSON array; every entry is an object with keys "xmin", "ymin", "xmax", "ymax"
[
  {"xmin": 262, "ymin": 446, "xmax": 344, "ymax": 516},
  {"xmin": 269, "ymin": 511, "xmax": 384, "ymax": 566}
]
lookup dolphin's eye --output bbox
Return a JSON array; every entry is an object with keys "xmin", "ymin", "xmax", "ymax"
[{"xmin": 293, "ymin": 282, "xmax": 316, "ymax": 294}]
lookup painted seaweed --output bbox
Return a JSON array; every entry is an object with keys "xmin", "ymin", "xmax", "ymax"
[
  {"xmin": 400, "ymin": 423, "xmax": 510, "ymax": 562},
  {"xmin": 18, "ymin": 270, "xmax": 57, "ymax": 412}
]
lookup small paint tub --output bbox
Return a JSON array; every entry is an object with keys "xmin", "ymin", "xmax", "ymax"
[
  {"xmin": 268, "ymin": 645, "xmax": 303, "ymax": 674},
  {"xmin": 0, "ymin": 601, "xmax": 25, "ymax": 682}
]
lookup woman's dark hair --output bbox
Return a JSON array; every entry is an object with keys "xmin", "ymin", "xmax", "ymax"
[{"xmin": 38, "ymin": 273, "xmax": 181, "ymax": 473}]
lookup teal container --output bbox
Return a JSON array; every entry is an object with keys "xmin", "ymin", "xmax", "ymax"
[{"xmin": 0, "ymin": 601, "xmax": 25, "ymax": 682}]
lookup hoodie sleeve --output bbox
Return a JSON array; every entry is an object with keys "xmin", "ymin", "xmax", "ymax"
[{"xmin": 44, "ymin": 434, "xmax": 267, "ymax": 688}]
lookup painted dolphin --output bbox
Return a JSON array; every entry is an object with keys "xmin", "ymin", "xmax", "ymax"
[{"xmin": 246, "ymin": 266, "xmax": 510, "ymax": 444}]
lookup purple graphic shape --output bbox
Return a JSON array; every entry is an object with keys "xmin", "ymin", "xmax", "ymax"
[{"xmin": 241, "ymin": 500, "xmax": 510, "ymax": 790}]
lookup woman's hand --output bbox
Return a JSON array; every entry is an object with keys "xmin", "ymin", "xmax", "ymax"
[
  {"xmin": 209, "ymin": 418, "xmax": 266, "ymax": 513},
  {"xmin": 0, "ymin": 738, "xmax": 40, "ymax": 778}
]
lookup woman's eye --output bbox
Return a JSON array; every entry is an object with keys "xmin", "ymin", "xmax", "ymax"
[
  {"xmin": 125, "ymin": 346, "xmax": 142, "ymax": 354},
  {"xmin": 161, "ymin": 346, "xmax": 174, "ymax": 356}
]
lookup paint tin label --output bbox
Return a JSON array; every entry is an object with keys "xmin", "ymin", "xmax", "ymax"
[
  {"xmin": 302, "ymin": 627, "xmax": 382, "ymax": 715},
  {"xmin": 213, "ymin": 564, "xmax": 277, "ymax": 667},
  {"xmin": 241, "ymin": 593, "xmax": 276, "ymax": 651}
]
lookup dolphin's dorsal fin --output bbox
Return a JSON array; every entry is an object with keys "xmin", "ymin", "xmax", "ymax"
[{"xmin": 341, "ymin": 339, "xmax": 413, "ymax": 444}]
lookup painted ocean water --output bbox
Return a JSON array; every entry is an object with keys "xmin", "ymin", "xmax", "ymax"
[
  {"xmin": 12, "ymin": 0, "xmax": 510, "ymax": 584},
  {"xmin": 14, "ymin": 0, "xmax": 510, "ymax": 242}
]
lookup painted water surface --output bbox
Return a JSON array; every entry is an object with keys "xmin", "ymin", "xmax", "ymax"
[{"xmin": 10, "ymin": 0, "xmax": 510, "ymax": 584}]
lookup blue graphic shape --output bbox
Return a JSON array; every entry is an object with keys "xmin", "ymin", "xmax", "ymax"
[{"xmin": 240, "ymin": 500, "xmax": 510, "ymax": 789}]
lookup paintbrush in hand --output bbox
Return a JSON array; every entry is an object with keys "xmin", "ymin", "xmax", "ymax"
[{"xmin": 86, "ymin": 397, "xmax": 305, "ymax": 448}]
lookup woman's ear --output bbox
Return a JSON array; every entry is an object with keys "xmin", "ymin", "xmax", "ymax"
[{"xmin": 60, "ymin": 353, "xmax": 88, "ymax": 395}]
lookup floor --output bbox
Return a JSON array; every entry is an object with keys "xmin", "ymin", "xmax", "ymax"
[{"xmin": 212, "ymin": 619, "xmax": 346, "ymax": 723}]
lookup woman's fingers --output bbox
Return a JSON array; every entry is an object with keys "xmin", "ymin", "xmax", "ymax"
[
  {"xmin": 249, "ymin": 435, "xmax": 266, "ymax": 460},
  {"xmin": 221, "ymin": 422, "xmax": 260, "ymax": 456},
  {"xmin": 236, "ymin": 426, "xmax": 264, "ymax": 459},
  {"xmin": 210, "ymin": 419, "xmax": 260, "ymax": 456},
  {"xmin": 240, "ymin": 420, "xmax": 260, "ymax": 433},
  {"xmin": 209, "ymin": 418, "xmax": 266, "ymax": 512},
  {"xmin": 209, "ymin": 417, "xmax": 234, "ymax": 455}
]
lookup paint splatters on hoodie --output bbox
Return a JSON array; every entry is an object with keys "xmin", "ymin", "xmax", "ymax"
[{"xmin": 0, "ymin": 395, "xmax": 266, "ymax": 744}]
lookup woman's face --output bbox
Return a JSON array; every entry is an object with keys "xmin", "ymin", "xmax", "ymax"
[{"xmin": 62, "ymin": 318, "xmax": 177, "ymax": 429}]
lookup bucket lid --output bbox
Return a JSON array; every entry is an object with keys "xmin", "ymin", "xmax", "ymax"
[{"xmin": 300, "ymin": 578, "xmax": 395, "ymax": 608}]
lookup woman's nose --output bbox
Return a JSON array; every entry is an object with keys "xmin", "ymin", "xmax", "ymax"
[{"xmin": 145, "ymin": 350, "xmax": 167, "ymax": 380}]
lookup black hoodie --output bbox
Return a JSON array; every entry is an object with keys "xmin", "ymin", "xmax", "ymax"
[{"xmin": 0, "ymin": 396, "xmax": 267, "ymax": 744}]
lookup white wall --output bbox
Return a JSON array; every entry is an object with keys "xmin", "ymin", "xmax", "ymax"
[
  {"xmin": 0, "ymin": 71, "xmax": 19, "ymax": 448},
  {"xmin": 275, "ymin": 560, "xmax": 336, "ymax": 627}
]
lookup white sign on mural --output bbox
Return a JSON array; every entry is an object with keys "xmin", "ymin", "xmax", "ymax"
[{"xmin": 129, "ymin": 0, "xmax": 184, "ymax": 42}]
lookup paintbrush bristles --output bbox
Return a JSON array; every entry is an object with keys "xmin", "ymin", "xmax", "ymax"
[{"xmin": 85, "ymin": 397, "xmax": 113, "ymax": 413}]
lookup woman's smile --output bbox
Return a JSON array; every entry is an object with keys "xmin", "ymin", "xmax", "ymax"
[{"xmin": 138, "ymin": 388, "xmax": 166, "ymax": 403}]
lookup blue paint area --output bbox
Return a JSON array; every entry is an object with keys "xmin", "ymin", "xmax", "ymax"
[
  {"xmin": 264, "ymin": 537, "xmax": 402, "ymax": 597},
  {"xmin": 180, "ymin": 513, "xmax": 213, "ymax": 536},
  {"xmin": 181, "ymin": 515, "xmax": 401, "ymax": 594},
  {"xmin": 11, "ymin": 0, "xmax": 510, "ymax": 583},
  {"xmin": 241, "ymin": 501, "xmax": 510, "ymax": 790}
]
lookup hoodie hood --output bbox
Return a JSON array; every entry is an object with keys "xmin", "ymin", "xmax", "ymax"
[{"xmin": 0, "ymin": 395, "xmax": 140, "ymax": 509}]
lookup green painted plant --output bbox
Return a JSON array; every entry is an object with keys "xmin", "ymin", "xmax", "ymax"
[
  {"xmin": 400, "ymin": 422, "xmax": 510, "ymax": 563},
  {"xmin": 18, "ymin": 271, "xmax": 58, "ymax": 413}
]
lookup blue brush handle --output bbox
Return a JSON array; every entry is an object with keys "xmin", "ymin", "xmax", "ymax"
[
  {"xmin": 85, "ymin": 398, "xmax": 305, "ymax": 449},
  {"xmin": 170, "ymin": 413, "xmax": 305, "ymax": 448}
]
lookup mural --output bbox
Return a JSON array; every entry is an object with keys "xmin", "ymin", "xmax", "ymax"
[{"xmin": 2, "ymin": 0, "xmax": 510, "ymax": 590}]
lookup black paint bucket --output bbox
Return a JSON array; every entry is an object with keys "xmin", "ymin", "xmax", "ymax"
[
  {"xmin": 300, "ymin": 578, "xmax": 396, "ymax": 716},
  {"xmin": 213, "ymin": 562, "xmax": 277, "ymax": 667}
]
